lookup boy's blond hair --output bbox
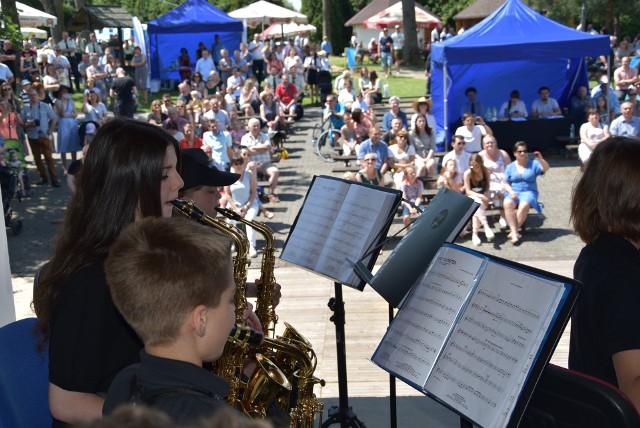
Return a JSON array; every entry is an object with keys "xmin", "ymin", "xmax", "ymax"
[{"xmin": 106, "ymin": 217, "xmax": 234, "ymax": 346}]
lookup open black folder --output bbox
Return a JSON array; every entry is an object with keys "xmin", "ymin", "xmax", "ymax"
[
  {"xmin": 371, "ymin": 244, "xmax": 581, "ymax": 428},
  {"xmin": 280, "ymin": 175, "xmax": 402, "ymax": 290}
]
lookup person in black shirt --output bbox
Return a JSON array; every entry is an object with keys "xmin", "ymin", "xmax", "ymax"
[{"xmin": 109, "ymin": 67, "xmax": 136, "ymax": 118}]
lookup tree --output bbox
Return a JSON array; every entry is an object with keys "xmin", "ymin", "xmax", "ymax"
[
  {"xmin": 322, "ymin": 0, "xmax": 330, "ymax": 44},
  {"xmin": 0, "ymin": 0, "xmax": 22, "ymax": 48},
  {"xmin": 402, "ymin": 0, "xmax": 421, "ymax": 66}
]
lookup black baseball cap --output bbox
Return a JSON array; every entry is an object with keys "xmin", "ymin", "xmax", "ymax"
[{"xmin": 180, "ymin": 148, "xmax": 239, "ymax": 191}]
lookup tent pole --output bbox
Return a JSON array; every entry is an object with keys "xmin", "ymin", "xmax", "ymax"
[{"xmin": 443, "ymin": 63, "xmax": 449, "ymax": 145}]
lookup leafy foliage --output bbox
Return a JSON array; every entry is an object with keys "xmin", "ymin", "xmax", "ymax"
[{"xmin": 0, "ymin": 10, "xmax": 23, "ymax": 47}]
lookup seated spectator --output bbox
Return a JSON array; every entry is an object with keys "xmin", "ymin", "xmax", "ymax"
[
  {"xmin": 530, "ymin": 86, "xmax": 561, "ymax": 118},
  {"xmin": 226, "ymin": 67, "xmax": 244, "ymax": 101},
  {"xmin": 202, "ymin": 118, "xmax": 233, "ymax": 171},
  {"xmin": 102, "ymin": 217, "xmax": 236, "ymax": 424},
  {"xmin": 260, "ymin": 90, "xmax": 286, "ymax": 137},
  {"xmin": 355, "ymin": 152, "xmax": 382, "ymax": 185},
  {"xmin": 382, "ymin": 117, "xmax": 404, "ymax": 145},
  {"xmin": 478, "ymin": 135, "xmax": 510, "ymax": 228},
  {"xmin": 459, "ymin": 87, "xmax": 486, "ymax": 119},
  {"xmin": 411, "ymin": 96, "xmax": 437, "ymax": 131},
  {"xmin": 351, "ymin": 92, "xmax": 370, "ymax": 116},
  {"xmin": 161, "ymin": 93, "xmax": 173, "ymax": 115},
  {"xmin": 591, "ymin": 76, "xmax": 620, "ymax": 117},
  {"xmin": 363, "ymin": 70, "xmax": 382, "ymax": 105},
  {"xmin": 594, "ymin": 94, "xmax": 615, "ymax": 126},
  {"xmin": 498, "ymin": 90, "xmax": 528, "ymax": 119},
  {"xmin": 569, "ymin": 86, "xmax": 592, "ymax": 123},
  {"xmin": 613, "ymin": 56, "xmax": 639, "ymax": 101},
  {"xmin": 176, "ymin": 80, "xmax": 194, "ymax": 104},
  {"xmin": 164, "ymin": 119, "xmax": 184, "ymax": 141},
  {"xmin": 163, "ymin": 106, "xmax": 189, "ymax": 133},
  {"xmin": 202, "ymin": 98, "xmax": 231, "ymax": 130},
  {"xmin": 455, "ymin": 113, "xmax": 492, "ymax": 153},
  {"xmin": 275, "ymin": 73, "xmax": 298, "ymax": 122},
  {"xmin": 340, "ymin": 111, "xmax": 359, "ymax": 156},
  {"xmin": 382, "ymin": 96, "xmax": 408, "ymax": 131},
  {"xmin": 323, "ymin": 95, "xmax": 346, "ymax": 130},
  {"xmin": 578, "ymin": 108, "xmax": 610, "ymax": 164},
  {"xmin": 241, "ymin": 118, "xmax": 280, "ymax": 202},
  {"xmin": 437, "ymin": 159, "xmax": 462, "ymax": 192},
  {"xmin": 388, "ymin": 129, "xmax": 415, "ymax": 188},
  {"xmin": 334, "ymin": 70, "xmax": 351, "ymax": 93},
  {"xmin": 147, "ymin": 99, "xmax": 167, "ymax": 127},
  {"xmin": 400, "ymin": 166, "xmax": 424, "ymax": 230},
  {"xmin": 352, "ymin": 108, "xmax": 372, "ymax": 141},
  {"xmin": 464, "ymin": 153, "xmax": 495, "ymax": 246},
  {"xmin": 225, "ymin": 153, "xmax": 260, "ymax": 258},
  {"xmin": 338, "ymin": 78, "xmax": 357, "ymax": 107},
  {"xmin": 239, "ymin": 79, "xmax": 260, "ymax": 118},
  {"xmin": 409, "ymin": 113, "xmax": 436, "ymax": 177},
  {"xmin": 609, "ymin": 101, "xmax": 640, "ymax": 138},
  {"xmin": 503, "ymin": 141, "xmax": 550, "ymax": 244},
  {"xmin": 179, "ymin": 123, "xmax": 203, "ymax": 150},
  {"xmin": 442, "ymin": 135, "xmax": 471, "ymax": 189}
]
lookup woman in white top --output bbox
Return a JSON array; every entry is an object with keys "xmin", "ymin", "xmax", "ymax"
[
  {"xmin": 388, "ymin": 129, "xmax": 415, "ymax": 188},
  {"xmin": 578, "ymin": 108, "xmax": 610, "ymax": 164},
  {"xmin": 498, "ymin": 90, "xmax": 528, "ymax": 119},
  {"xmin": 478, "ymin": 134, "xmax": 511, "ymax": 228},
  {"xmin": 455, "ymin": 112, "xmax": 492, "ymax": 153}
]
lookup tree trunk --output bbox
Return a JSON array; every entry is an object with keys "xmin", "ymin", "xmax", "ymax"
[
  {"xmin": 402, "ymin": 0, "xmax": 421, "ymax": 66},
  {"xmin": 74, "ymin": 0, "xmax": 85, "ymax": 11},
  {"xmin": 39, "ymin": 0, "xmax": 63, "ymax": 41},
  {"xmin": 322, "ymin": 0, "xmax": 331, "ymax": 48}
]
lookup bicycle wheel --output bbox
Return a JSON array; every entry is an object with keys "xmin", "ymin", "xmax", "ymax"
[
  {"xmin": 311, "ymin": 123, "xmax": 323, "ymax": 145},
  {"xmin": 315, "ymin": 129, "xmax": 342, "ymax": 162}
]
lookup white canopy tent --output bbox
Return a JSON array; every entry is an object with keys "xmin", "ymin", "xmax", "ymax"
[
  {"xmin": 229, "ymin": 1, "xmax": 307, "ymax": 42},
  {"xmin": 363, "ymin": 2, "xmax": 441, "ymax": 29},
  {"xmin": 20, "ymin": 27, "xmax": 47, "ymax": 39},
  {"xmin": 261, "ymin": 22, "xmax": 316, "ymax": 39},
  {"xmin": 13, "ymin": 1, "xmax": 58, "ymax": 27}
]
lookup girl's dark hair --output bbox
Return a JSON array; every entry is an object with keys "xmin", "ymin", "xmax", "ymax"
[
  {"xmin": 412, "ymin": 113, "xmax": 433, "ymax": 136},
  {"xmin": 33, "ymin": 119, "xmax": 181, "ymax": 347},
  {"xmin": 370, "ymin": 70, "xmax": 378, "ymax": 84}
]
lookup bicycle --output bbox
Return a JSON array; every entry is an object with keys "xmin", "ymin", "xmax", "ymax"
[{"xmin": 311, "ymin": 116, "xmax": 342, "ymax": 163}]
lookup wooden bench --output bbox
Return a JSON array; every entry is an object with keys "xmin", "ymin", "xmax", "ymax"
[
  {"xmin": 332, "ymin": 165, "xmax": 360, "ymax": 173},
  {"xmin": 556, "ymin": 136, "xmax": 579, "ymax": 159},
  {"xmin": 333, "ymin": 155, "xmax": 357, "ymax": 166}
]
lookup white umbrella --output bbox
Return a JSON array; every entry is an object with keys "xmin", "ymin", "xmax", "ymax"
[
  {"xmin": 229, "ymin": 0, "xmax": 307, "ymax": 28},
  {"xmin": 20, "ymin": 27, "xmax": 48, "ymax": 39},
  {"xmin": 261, "ymin": 22, "xmax": 316, "ymax": 39},
  {"xmin": 363, "ymin": 1, "xmax": 440, "ymax": 30},
  {"xmin": 13, "ymin": 1, "xmax": 58, "ymax": 27}
]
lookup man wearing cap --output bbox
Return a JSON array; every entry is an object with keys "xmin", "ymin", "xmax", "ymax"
[
  {"xmin": 591, "ymin": 76, "xmax": 620, "ymax": 116},
  {"xmin": 110, "ymin": 67, "xmax": 136, "ymax": 118},
  {"xmin": 19, "ymin": 88, "xmax": 60, "ymax": 187},
  {"xmin": 391, "ymin": 26, "xmax": 404, "ymax": 74},
  {"xmin": 241, "ymin": 118, "xmax": 280, "ymax": 202},
  {"xmin": 379, "ymin": 28, "xmax": 394, "ymax": 78}
]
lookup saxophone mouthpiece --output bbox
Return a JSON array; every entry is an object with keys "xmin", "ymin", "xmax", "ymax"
[
  {"xmin": 230, "ymin": 324, "xmax": 264, "ymax": 346},
  {"xmin": 216, "ymin": 207, "xmax": 242, "ymax": 221}
]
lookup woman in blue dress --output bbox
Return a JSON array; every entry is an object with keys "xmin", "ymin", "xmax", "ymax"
[
  {"xmin": 53, "ymin": 84, "xmax": 81, "ymax": 174},
  {"xmin": 503, "ymin": 141, "xmax": 550, "ymax": 244}
]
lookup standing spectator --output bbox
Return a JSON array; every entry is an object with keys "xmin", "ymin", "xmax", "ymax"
[
  {"xmin": 391, "ymin": 26, "xmax": 404, "ymax": 74},
  {"xmin": 110, "ymin": 68, "xmax": 137, "ymax": 118},
  {"xmin": 195, "ymin": 49, "xmax": 215, "ymax": 82},
  {"xmin": 431, "ymin": 24, "xmax": 442, "ymax": 43},
  {"xmin": 379, "ymin": 28, "xmax": 394, "ymax": 78},
  {"xmin": 241, "ymin": 118, "xmax": 280, "ymax": 202},
  {"xmin": 77, "ymin": 52, "xmax": 91, "ymax": 88},
  {"xmin": 211, "ymin": 34, "xmax": 225, "ymax": 68},
  {"xmin": 82, "ymin": 90, "xmax": 108, "ymax": 125},
  {"xmin": 609, "ymin": 101, "xmax": 640, "ymax": 138},
  {"xmin": 0, "ymin": 40, "xmax": 17, "ymax": 90},
  {"xmin": 53, "ymin": 84, "xmax": 81, "ymax": 174},
  {"xmin": 20, "ymin": 49, "xmax": 39, "ymax": 83},
  {"xmin": 320, "ymin": 36, "xmax": 332, "ymax": 56},
  {"xmin": 85, "ymin": 32, "xmax": 103, "ymax": 55},
  {"xmin": 86, "ymin": 54, "xmax": 108, "ymax": 96},
  {"xmin": 58, "ymin": 32, "xmax": 81, "ymax": 91},
  {"xmin": 131, "ymin": 46, "xmax": 148, "ymax": 104},
  {"xmin": 19, "ymin": 88, "xmax": 60, "ymax": 187},
  {"xmin": 248, "ymin": 34, "xmax": 264, "ymax": 85},
  {"xmin": 440, "ymin": 26, "xmax": 453, "ymax": 41}
]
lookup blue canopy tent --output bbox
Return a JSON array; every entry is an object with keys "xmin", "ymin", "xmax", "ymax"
[
  {"xmin": 430, "ymin": 0, "xmax": 610, "ymax": 143},
  {"xmin": 147, "ymin": 0, "xmax": 243, "ymax": 80}
]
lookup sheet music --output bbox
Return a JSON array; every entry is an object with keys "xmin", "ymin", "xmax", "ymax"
[
  {"xmin": 280, "ymin": 177, "xmax": 350, "ymax": 272},
  {"xmin": 316, "ymin": 185, "xmax": 397, "ymax": 285},
  {"xmin": 425, "ymin": 262, "xmax": 566, "ymax": 428},
  {"xmin": 372, "ymin": 246, "xmax": 483, "ymax": 387}
]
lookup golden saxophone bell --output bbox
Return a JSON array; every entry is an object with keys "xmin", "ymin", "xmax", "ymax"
[{"xmin": 241, "ymin": 353, "xmax": 292, "ymax": 419}]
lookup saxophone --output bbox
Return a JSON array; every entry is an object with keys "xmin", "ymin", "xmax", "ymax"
[
  {"xmin": 216, "ymin": 207, "xmax": 325, "ymax": 427},
  {"xmin": 216, "ymin": 207, "xmax": 278, "ymax": 338},
  {"xmin": 172, "ymin": 200, "xmax": 290, "ymax": 412}
]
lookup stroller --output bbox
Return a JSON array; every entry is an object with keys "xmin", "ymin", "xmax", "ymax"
[
  {"xmin": 317, "ymin": 70, "xmax": 333, "ymax": 105},
  {"xmin": 1, "ymin": 163, "xmax": 22, "ymax": 235},
  {"xmin": 3, "ymin": 139, "xmax": 31, "ymax": 202}
]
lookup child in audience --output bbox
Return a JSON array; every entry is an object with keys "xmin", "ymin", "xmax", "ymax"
[{"xmin": 103, "ymin": 217, "xmax": 236, "ymax": 424}]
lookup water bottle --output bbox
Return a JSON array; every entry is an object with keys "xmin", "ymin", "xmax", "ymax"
[{"xmin": 569, "ymin": 124, "xmax": 575, "ymax": 139}]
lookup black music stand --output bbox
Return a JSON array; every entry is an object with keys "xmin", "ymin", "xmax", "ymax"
[{"xmin": 321, "ymin": 282, "xmax": 366, "ymax": 428}]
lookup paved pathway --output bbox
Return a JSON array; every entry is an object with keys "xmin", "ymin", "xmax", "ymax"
[{"xmin": 8, "ymin": 107, "xmax": 585, "ymax": 426}]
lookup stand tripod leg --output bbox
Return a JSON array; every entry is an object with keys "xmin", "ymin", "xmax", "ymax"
[{"xmin": 321, "ymin": 283, "xmax": 367, "ymax": 428}]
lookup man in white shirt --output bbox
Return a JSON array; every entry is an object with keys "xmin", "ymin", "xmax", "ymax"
[
  {"xmin": 202, "ymin": 98, "xmax": 231, "ymax": 130},
  {"xmin": 241, "ymin": 118, "xmax": 280, "ymax": 201},
  {"xmin": 442, "ymin": 135, "xmax": 471, "ymax": 187},
  {"xmin": 58, "ymin": 31, "xmax": 81, "ymax": 91},
  {"xmin": 202, "ymin": 118, "xmax": 234, "ymax": 171},
  {"xmin": 248, "ymin": 34, "xmax": 264, "ymax": 84},
  {"xmin": 195, "ymin": 48, "xmax": 216, "ymax": 81},
  {"xmin": 85, "ymin": 32, "xmax": 103, "ymax": 55},
  {"xmin": 391, "ymin": 26, "xmax": 404, "ymax": 74},
  {"xmin": 0, "ymin": 62, "xmax": 13, "ymax": 85},
  {"xmin": 530, "ymin": 86, "xmax": 561, "ymax": 119}
]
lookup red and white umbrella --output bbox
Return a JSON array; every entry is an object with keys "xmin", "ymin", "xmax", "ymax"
[
  {"xmin": 363, "ymin": 2, "xmax": 441, "ymax": 30},
  {"xmin": 261, "ymin": 22, "xmax": 316, "ymax": 39},
  {"xmin": 229, "ymin": 0, "xmax": 307, "ymax": 28}
]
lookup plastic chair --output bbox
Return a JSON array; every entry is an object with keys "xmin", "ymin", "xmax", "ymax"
[
  {"xmin": 0, "ymin": 318, "xmax": 52, "ymax": 428},
  {"xmin": 520, "ymin": 363, "xmax": 640, "ymax": 428}
]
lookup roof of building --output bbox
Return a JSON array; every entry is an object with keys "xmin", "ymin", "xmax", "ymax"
[
  {"xmin": 66, "ymin": 5, "xmax": 134, "ymax": 31},
  {"xmin": 345, "ymin": 0, "xmax": 396, "ymax": 27},
  {"xmin": 454, "ymin": 0, "xmax": 507, "ymax": 20}
]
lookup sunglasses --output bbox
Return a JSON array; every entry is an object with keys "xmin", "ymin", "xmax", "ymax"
[{"xmin": 397, "ymin": 135, "xmax": 407, "ymax": 139}]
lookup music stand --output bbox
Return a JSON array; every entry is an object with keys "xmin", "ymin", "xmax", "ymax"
[{"xmin": 321, "ymin": 282, "xmax": 366, "ymax": 428}]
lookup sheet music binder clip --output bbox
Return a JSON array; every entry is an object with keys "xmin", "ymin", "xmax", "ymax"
[{"xmin": 353, "ymin": 261, "xmax": 374, "ymax": 285}]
